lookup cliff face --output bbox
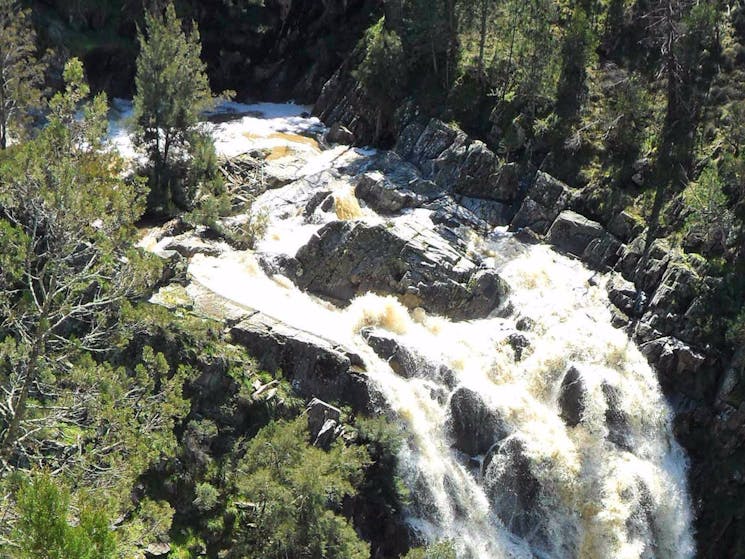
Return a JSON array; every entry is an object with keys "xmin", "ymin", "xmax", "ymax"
[
  {"xmin": 313, "ymin": 69, "xmax": 745, "ymax": 556},
  {"xmin": 33, "ymin": 0, "xmax": 382, "ymax": 101}
]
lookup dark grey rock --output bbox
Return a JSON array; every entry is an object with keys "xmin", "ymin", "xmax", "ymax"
[
  {"xmin": 306, "ymin": 398, "xmax": 343, "ymax": 449},
  {"xmin": 326, "ymin": 122, "xmax": 355, "ymax": 145},
  {"xmin": 449, "ymin": 387, "xmax": 509, "ymax": 456},
  {"xmin": 547, "ymin": 210, "xmax": 606, "ymax": 258},
  {"xmin": 354, "ymin": 172, "xmax": 419, "ymax": 214},
  {"xmin": 608, "ymin": 211, "xmax": 644, "ymax": 243},
  {"xmin": 482, "ymin": 438, "xmax": 541, "ymax": 541},
  {"xmin": 558, "ymin": 366, "xmax": 585, "ymax": 427},
  {"xmin": 607, "ymin": 273, "xmax": 638, "ymax": 317},
  {"xmin": 230, "ymin": 313, "xmax": 370, "ymax": 410},
  {"xmin": 293, "ymin": 221, "xmax": 509, "ymax": 320}
]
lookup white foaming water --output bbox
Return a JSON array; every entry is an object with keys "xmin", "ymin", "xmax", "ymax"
[{"xmin": 128, "ymin": 104, "xmax": 694, "ymax": 559}]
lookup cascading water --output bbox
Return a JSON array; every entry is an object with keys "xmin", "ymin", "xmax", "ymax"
[{"xmin": 129, "ymin": 103, "xmax": 695, "ymax": 558}]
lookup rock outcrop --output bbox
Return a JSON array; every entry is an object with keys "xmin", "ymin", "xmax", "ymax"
[
  {"xmin": 230, "ymin": 312, "xmax": 371, "ymax": 411},
  {"xmin": 292, "ymin": 220, "xmax": 508, "ymax": 320}
]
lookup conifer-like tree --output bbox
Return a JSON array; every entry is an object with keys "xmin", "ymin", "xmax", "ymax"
[
  {"xmin": 133, "ymin": 1, "xmax": 215, "ymax": 213},
  {"xmin": 0, "ymin": 0, "xmax": 44, "ymax": 150}
]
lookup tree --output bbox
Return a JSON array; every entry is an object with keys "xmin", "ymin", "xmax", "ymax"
[
  {"xmin": 133, "ymin": 1, "xmax": 217, "ymax": 214},
  {"xmin": 10, "ymin": 473, "xmax": 117, "ymax": 559},
  {"xmin": 229, "ymin": 418, "xmax": 370, "ymax": 559},
  {"xmin": 0, "ymin": 58, "xmax": 148, "ymax": 466},
  {"xmin": 0, "ymin": 0, "xmax": 45, "ymax": 150}
]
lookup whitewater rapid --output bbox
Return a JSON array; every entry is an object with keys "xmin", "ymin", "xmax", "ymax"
[{"xmin": 127, "ymin": 102, "xmax": 695, "ymax": 559}]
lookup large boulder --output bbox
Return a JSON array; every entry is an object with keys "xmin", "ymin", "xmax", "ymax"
[
  {"xmin": 292, "ymin": 220, "xmax": 509, "ymax": 320},
  {"xmin": 361, "ymin": 329, "xmax": 456, "ymax": 387},
  {"xmin": 509, "ymin": 172, "xmax": 572, "ymax": 235},
  {"xmin": 396, "ymin": 119, "xmax": 466, "ymax": 171},
  {"xmin": 306, "ymin": 398, "xmax": 343, "ymax": 449},
  {"xmin": 354, "ymin": 172, "xmax": 419, "ymax": 214},
  {"xmin": 607, "ymin": 273, "xmax": 639, "ymax": 317},
  {"xmin": 639, "ymin": 336, "xmax": 709, "ymax": 399},
  {"xmin": 448, "ymin": 387, "xmax": 509, "ymax": 456},
  {"xmin": 547, "ymin": 210, "xmax": 606, "ymax": 258},
  {"xmin": 230, "ymin": 313, "xmax": 370, "ymax": 410},
  {"xmin": 558, "ymin": 366, "xmax": 585, "ymax": 427},
  {"xmin": 482, "ymin": 438, "xmax": 542, "ymax": 541}
]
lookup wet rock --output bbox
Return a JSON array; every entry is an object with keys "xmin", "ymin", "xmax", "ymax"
[
  {"xmin": 165, "ymin": 236, "xmax": 222, "ymax": 258},
  {"xmin": 306, "ymin": 398, "xmax": 343, "ymax": 449},
  {"xmin": 361, "ymin": 329, "xmax": 456, "ymax": 387},
  {"xmin": 516, "ymin": 316, "xmax": 535, "ymax": 331},
  {"xmin": 400, "ymin": 119, "xmax": 465, "ymax": 170},
  {"xmin": 509, "ymin": 172, "xmax": 572, "ymax": 235},
  {"xmin": 482, "ymin": 438, "xmax": 541, "ymax": 540},
  {"xmin": 293, "ymin": 220, "xmax": 509, "ymax": 320},
  {"xmin": 449, "ymin": 387, "xmax": 509, "ymax": 456},
  {"xmin": 354, "ymin": 172, "xmax": 418, "ymax": 214},
  {"xmin": 425, "ymin": 197, "xmax": 490, "ymax": 231},
  {"xmin": 558, "ymin": 366, "xmax": 585, "ymax": 427},
  {"xmin": 303, "ymin": 190, "xmax": 333, "ymax": 218},
  {"xmin": 622, "ymin": 477, "xmax": 659, "ymax": 559},
  {"xmin": 547, "ymin": 210, "xmax": 606, "ymax": 258},
  {"xmin": 507, "ymin": 333, "xmax": 531, "ymax": 362},
  {"xmin": 230, "ymin": 313, "xmax": 370, "ymax": 411},
  {"xmin": 326, "ymin": 122, "xmax": 355, "ymax": 145},
  {"xmin": 602, "ymin": 383, "xmax": 632, "ymax": 450}
]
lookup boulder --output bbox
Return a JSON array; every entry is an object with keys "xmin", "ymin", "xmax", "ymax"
[
  {"xmin": 648, "ymin": 262, "xmax": 700, "ymax": 316},
  {"xmin": 558, "ymin": 366, "xmax": 585, "ymax": 427},
  {"xmin": 448, "ymin": 387, "xmax": 509, "ymax": 456},
  {"xmin": 607, "ymin": 273, "xmax": 639, "ymax": 317},
  {"xmin": 292, "ymin": 220, "xmax": 509, "ymax": 320},
  {"xmin": 482, "ymin": 438, "xmax": 541, "ymax": 540},
  {"xmin": 547, "ymin": 210, "xmax": 606, "ymax": 258},
  {"xmin": 230, "ymin": 313, "xmax": 370, "ymax": 410},
  {"xmin": 608, "ymin": 211, "xmax": 644, "ymax": 243},
  {"xmin": 361, "ymin": 329, "xmax": 456, "ymax": 387},
  {"xmin": 165, "ymin": 236, "xmax": 222, "ymax": 258},
  {"xmin": 354, "ymin": 172, "xmax": 419, "ymax": 214},
  {"xmin": 582, "ymin": 233, "xmax": 623, "ymax": 270},
  {"xmin": 326, "ymin": 122, "xmax": 355, "ymax": 145},
  {"xmin": 602, "ymin": 383, "xmax": 632, "ymax": 450},
  {"xmin": 639, "ymin": 336, "xmax": 708, "ymax": 399},
  {"xmin": 509, "ymin": 172, "xmax": 571, "ymax": 235},
  {"xmin": 507, "ymin": 333, "xmax": 531, "ymax": 362},
  {"xmin": 306, "ymin": 398, "xmax": 343, "ymax": 449},
  {"xmin": 403, "ymin": 119, "xmax": 466, "ymax": 170},
  {"xmin": 455, "ymin": 196, "xmax": 509, "ymax": 227}
]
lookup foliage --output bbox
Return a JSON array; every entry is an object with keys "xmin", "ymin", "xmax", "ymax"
[
  {"xmin": 354, "ymin": 18, "xmax": 407, "ymax": 107},
  {"xmin": 133, "ymin": 1, "xmax": 218, "ymax": 214},
  {"xmin": 0, "ymin": 0, "xmax": 44, "ymax": 150},
  {"xmin": 403, "ymin": 540, "xmax": 458, "ymax": 559},
  {"xmin": 0, "ymin": 57, "xmax": 148, "ymax": 466},
  {"xmin": 228, "ymin": 417, "xmax": 370, "ymax": 559},
  {"xmin": 682, "ymin": 163, "xmax": 734, "ymax": 247},
  {"xmin": 10, "ymin": 473, "xmax": 118, "ymax": 559}
]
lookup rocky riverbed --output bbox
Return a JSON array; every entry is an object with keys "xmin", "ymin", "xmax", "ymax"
[{"xmin": 130, "ymin": 104, "xmax": 695, "ymax": 559}]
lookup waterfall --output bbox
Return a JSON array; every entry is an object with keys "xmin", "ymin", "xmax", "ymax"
[{"xmin": 129, "ymin": 102, "xmax": 695, "ymax": 559}]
